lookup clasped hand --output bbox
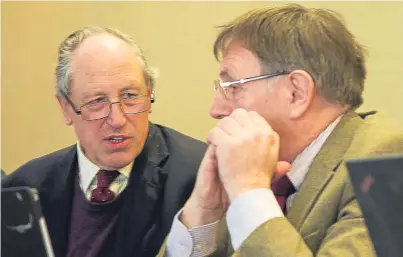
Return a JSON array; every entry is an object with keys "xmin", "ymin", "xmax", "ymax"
[{"xmin": 181, "ymin": 108, "xmax": 291, "ymax": 227}]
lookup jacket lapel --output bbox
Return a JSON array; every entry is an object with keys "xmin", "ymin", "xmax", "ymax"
[
  {"xmin": 115, "ymin": 124, "xmax": 169, "ymax": 257},
  {"xmin": 287, "ymin": 111, "xmax": 364, "ymax": 230},
  {"xmin": 39, "ymin": 146, "xmax": 78, "ymax": 257}
]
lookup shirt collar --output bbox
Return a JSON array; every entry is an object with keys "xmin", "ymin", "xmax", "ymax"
[
  {"xmin": 76, "ymin": 142, "xmax": 133, "ymax": 192},
  {"xmin": 287, "ymin": 114, "xmax": 343, "ymax": 190}
]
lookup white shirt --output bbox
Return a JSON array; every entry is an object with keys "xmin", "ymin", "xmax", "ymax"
[
  {"xmin": 76, "ymin": 143, "xmax": 133, "ymax": 200},
  {"xmin": 166, "ymin": 115, "xmax": 342, "ymax": 257}
]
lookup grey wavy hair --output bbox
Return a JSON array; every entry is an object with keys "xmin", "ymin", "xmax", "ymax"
[{"xmin": 55, "ymin": 26, "xmax": 157, "ymax": 96}]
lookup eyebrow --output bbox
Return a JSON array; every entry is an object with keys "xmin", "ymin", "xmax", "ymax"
[
  {"xmin": 81, "ymin": 90, "xmax": 106, "ymax": 102},
  {"xmin": 120, "ymin": 82, "xmax": 147, "ymax": 92},
  {"xmin": 219, "ymin": 71, "xmax": 235, "ymax": 81},
  {"xmin": 80, "ymin": 84, "xmax": 145, "ymax": 101}
]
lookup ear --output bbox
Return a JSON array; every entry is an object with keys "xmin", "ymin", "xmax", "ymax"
[
  {"xmin": 56, "ymin": 95, "xmax": 73, "ymax": 125},
  {"xmin": 286, "ymin": 70, "xmax": 315, "ymax": 119}
]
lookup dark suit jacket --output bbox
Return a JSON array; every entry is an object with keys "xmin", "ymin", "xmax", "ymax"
[{"xmin": 2, "ymin": 123, "xmax": 207, "ymax": 257}]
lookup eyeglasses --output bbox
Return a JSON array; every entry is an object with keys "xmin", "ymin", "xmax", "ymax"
[
  {"xmin": 214, "ymin": 71, "xmax": 290, "ymax": 99},
  {"xmin": 61, "ymin": 91, "xmax": 152, "ymax": 121}
]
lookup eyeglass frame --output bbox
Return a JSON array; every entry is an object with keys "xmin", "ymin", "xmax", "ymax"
[
  {"xmin": 60, "ymin": 90, "xmax": 155, "ymax": 121},
  {"xmin": 214, "ymin": 71, "xmax": 290, "ymax": 98}
]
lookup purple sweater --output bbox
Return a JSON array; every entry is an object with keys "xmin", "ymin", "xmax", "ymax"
[{"xmin": 66, "ymin": 179, "xmax": 125, "ymax": 257}]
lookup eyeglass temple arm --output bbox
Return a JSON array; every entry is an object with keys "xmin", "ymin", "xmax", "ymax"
[
  {"xmin": 60, "ymin": 91, "xmax": 82, "ymax": 115},
  {"xmin": 220, "ymin": 76, "xmax": 264, "ymax": 88},
  {"xmin": 220, "ymin": 72, "xmax": 289, "ymax": 88}
]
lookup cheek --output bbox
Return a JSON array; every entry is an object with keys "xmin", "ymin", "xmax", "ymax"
[
  {"xmin": 127, "ymin": 113, "xmax": 149, "ymax": 141},
  {"xmin": 235, "ymin": 90, "xmax": 264, "ymax": 111},
  {"xmin": 241, "ymin": 90, "xmax": 282, "ymax": 120},
  {"xmin": 233, "ymin": 92, "xmax": 250, "ymax": 109},
  {"xmin": 73, "ymin": 120, "xmax": 103, "ymax": 145},
  {"xmin": 261, "ymin": 94, "xmax": 290, "ymax": 131}
]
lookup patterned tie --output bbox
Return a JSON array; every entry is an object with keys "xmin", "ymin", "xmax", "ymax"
[
  {"xmin": 271, "ymin": 175, "xmax": 296, "ymax": 214},
  {"xmin": 90, "ymin": 170, "xmax": 120, "ymax": 203}
]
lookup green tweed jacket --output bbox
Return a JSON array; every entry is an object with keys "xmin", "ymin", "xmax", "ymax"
[{"xmin": 158, "ymin": 110, "xmax": 403, "ymax": 257}]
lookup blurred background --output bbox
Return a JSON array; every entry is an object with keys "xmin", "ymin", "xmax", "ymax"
[{"xmin": 2, "ymin": 1, "xmax": 403, "ymax": 173}]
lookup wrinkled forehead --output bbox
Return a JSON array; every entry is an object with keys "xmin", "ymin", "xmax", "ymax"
[
  {"xmin": 70, "ymin": 34, "xmax": 146, "ymax": 92},
  {"xmin": 219, "ymin": 40, "xmax": 262, "ymax": 80}
]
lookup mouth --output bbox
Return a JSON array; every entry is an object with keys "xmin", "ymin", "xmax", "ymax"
[{"xmin": 104, "ymin": 135, "xmax": 133, "ymax": 144}]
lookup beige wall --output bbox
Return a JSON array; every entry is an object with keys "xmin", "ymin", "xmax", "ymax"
[{"xmin": 2, "ymin": 1, "xmax": 403, "ymax": 173}]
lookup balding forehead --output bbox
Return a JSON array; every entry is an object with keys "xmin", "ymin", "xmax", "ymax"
[
  {"xmin": 73, "ymin": 33, "xmax": 136, "ymax": 59},
  {"xmin": 69, "ymin": 33, "xmax": 146, "ymax": 89},
  {"xmin": 71, "ymin": 33, "xmax": 141, "ymax": 73}
]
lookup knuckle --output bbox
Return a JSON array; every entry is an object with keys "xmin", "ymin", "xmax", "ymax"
[
  {"xmin": 218, "ymin": 116, "xmax": 231, "ymax": 128},
  {"xmin": 207, "ymin": 127, "xmax": 219, "ymax": 140},
  {"xmin": 211, "ymin": 126, "xmax": 221, "ymax": 136},
  {"xmin": 251, "ymin": 128, "xmax": 276, "ymax": 143},
  {"xmin": 251, "ymin": 132, "xmax": 264, "ymax": 143},
  {"xmin": 266, "ymin": 132, "xmax": 279, "ymax": 145},
  {"xmin": 231, "ymin": 108, "xmax": 246, "ymax": 119},
  {"xmin": 233, "ymin": 108, "xmax": 245, "ymax": 115},
  {"xmin": 248, "ymin": 111, "xmax": 263, "ymax": 122},
  {"xmin": 248, "ymin": 110, "xmax": 259, "ymax": 116}
]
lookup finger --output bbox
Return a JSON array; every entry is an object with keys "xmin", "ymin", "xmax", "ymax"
[
  {"xmin": 195, "ymin": 144, "xmax": 218, "ymax": 185},
  {"xmin": 207, "ymin": 126, "xmax": 232, "ymax": 146},
  {"xmin": 229, "ymin": 108, "xmax": 249, "ymax": 127},
  {"xmin": 199, "ymin": 144, "xmax": 217, "ymax": 171},
  {"xmin": 247, "ymin": 110, "xmax": 273, "ymax": 130},
  {"xmin": 216, "ymin": 116, "xmax": 242, "ymax": 136},
  {"xmin": 272, "ymin": 161, "xmax": 292, "ymax": 182}
]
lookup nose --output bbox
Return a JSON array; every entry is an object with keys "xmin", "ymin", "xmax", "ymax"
[
  {"xmin": 210, "ymin": 92, "xmax": 234, "ymax": 119},
  {"xmin": 106, "ymin": 101, "xmax": 127, "ymax": 128}
]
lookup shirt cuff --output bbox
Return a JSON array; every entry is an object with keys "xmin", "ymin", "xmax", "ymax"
[
  {"xmin": 226, "ymin": 188, "xmax": 284, "ymax": 251},
  {"xmin": 166, "ymin": 209, "xmax": 220, "ymax": 257}
]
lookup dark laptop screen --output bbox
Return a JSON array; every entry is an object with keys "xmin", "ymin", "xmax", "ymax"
[{"xmin": 347, "ymin": 155, "xmax": 403, "ymax": 257}]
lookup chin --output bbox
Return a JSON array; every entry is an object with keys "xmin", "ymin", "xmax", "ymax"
[
  {"xmin": 101, "ymin": 154, "xmax": 135, "ymax": 170},
  {"xmin": 103, "ymin": 160, "xmax": 131, "ymax": 170},
  {"xmin": 98, "ymin": 145, "xmax": 142, "ymax": 169}
]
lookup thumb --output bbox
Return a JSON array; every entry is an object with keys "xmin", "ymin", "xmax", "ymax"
[{"xmin": 272, "ymin": 161, "xmax": 292, "ymax": 183}]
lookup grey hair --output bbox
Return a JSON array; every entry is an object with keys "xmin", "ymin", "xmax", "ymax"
[
  {"xmin": 214, "ymin": 4, "xmax": 367, "ymax": 109},
  {"xmin": 55, "ymin": 26, "xmax": 157, "ymax": 96}
]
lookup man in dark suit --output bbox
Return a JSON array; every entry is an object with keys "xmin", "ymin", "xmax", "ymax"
[{"xmin": 2, "ymin": 26, "xmax": 206, "ymax": 257}]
